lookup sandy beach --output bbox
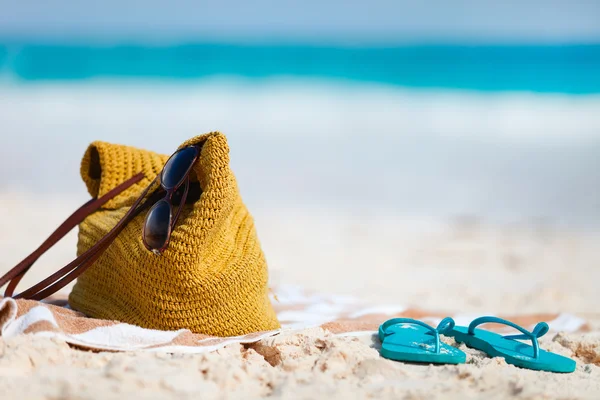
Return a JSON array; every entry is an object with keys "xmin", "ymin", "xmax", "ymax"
[{"xmin": 1, "ymin": 194, "xmax": 599, "ymax": 399}]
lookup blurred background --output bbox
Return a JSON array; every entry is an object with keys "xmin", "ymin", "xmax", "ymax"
[{"xmin": 0, "ymin": 1, "xmax": 599, "ymax": 313}]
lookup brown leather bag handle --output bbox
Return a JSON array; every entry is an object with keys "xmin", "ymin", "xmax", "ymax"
[
  {"xmin": 0, "ymin": 173, "xmax": 147, "ymax": 300},
  {"xmin": 16, "ymin": 175, "xmax": 161, "ymax": 301}
]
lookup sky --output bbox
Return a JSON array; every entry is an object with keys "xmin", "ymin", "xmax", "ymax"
[{"xmin": 0, "ymin": 0, "xmax": 599, "ymax": 44}]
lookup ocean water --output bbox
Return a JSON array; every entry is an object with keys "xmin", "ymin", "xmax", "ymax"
[
  {"xmin": 1, "ymin": 42, "xmax": 599, "ymax": 228},
  {"xmin": 0, "ymin": 42, "xmax": 599, "ymax": 93}
]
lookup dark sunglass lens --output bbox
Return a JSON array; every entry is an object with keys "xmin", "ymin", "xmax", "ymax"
[
  {"xmin": 143, "ymin": 200, "xmax": 172, "ymax": 250},
  {"xmin": 161, "ymin": 146, "xmax": 198, "ymax": 190}
]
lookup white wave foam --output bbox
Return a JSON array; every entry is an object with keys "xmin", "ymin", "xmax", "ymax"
[
  {"xmin": 1, "ymin": 78, "xmax": 599, "ymax": 145},
  {"xmin": 0, "ymin": 78, "xmax": 599, "ymax": 226}
]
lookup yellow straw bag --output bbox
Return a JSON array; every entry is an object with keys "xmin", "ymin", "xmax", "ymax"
[{"xmin": 68, "ymin": 132, "xmax": 280, "ymax": 336}]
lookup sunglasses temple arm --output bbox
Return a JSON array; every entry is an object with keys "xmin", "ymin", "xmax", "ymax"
[
  {"xmin": 170, "ymin": 176, "xmax": 190, "ymax": 233},
  {"xmin": 3, "ymin": 173, "xmax": 147, "ymax": 300}
]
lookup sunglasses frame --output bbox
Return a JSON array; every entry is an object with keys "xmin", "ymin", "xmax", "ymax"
[
  {"xmin": 0, "ymin": 143, "xmax": 205, "ymax": 300},
  {"xmin": 142, "ymin": 145, "xmax": 201, "ymax": 255}
]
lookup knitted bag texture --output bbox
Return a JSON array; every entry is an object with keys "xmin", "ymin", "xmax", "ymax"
[{"xmin": 68, "ymin": 132, "xmax": 280, "ymax": 336}]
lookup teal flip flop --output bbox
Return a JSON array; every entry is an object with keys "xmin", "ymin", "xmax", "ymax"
[
  {"xmin": 378, "ymin": 317, "xmax": 466, "ymax": 364},
  {"xmin": 441, "ymin": 316, "xmax": 576, "ymax": 373}
]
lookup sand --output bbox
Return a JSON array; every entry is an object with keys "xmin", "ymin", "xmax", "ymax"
[
  {"xmin": 1, "ymin": 328, "xmax": 599, "ymax": 399},
  {"xmin": 1, "ymin": 195, "xmax": 599, "ymax": 399}
]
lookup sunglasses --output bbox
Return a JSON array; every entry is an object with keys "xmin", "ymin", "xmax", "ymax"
[
  {"xmin": 0, "ymin": 144, "xmax": 203, "ymax": 300},
  {"xmin": 142, "ymin": 145, "xmax": 201, "ymax": 254}
]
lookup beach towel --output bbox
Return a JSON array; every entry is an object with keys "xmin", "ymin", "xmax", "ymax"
[{"xmin": 0, "ymin": 285, "xmax": 588, "ymax": 354}]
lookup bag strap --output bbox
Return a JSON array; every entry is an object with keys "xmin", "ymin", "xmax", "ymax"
[{"xmin": 0, "ymin": 172, "xmax": 148, "ymax": 300}]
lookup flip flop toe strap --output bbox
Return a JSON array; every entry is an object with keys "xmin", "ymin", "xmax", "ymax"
[
  {"xmin": 436, "ymin": 317, "xmax": 456, "ymax": 333},
  {"xmin": 467, "ymin": 316, "xmax": 549, "ymax": 359}
]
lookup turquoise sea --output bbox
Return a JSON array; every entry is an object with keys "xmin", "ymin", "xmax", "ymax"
[{"xmin": 0, "ymin": 42, "xmax": 599, "ymax": 93}]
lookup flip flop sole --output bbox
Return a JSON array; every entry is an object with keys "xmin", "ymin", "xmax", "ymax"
[{"xmin": 381, "ymin": 342, "xmax": 466, "ymax": 364}]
